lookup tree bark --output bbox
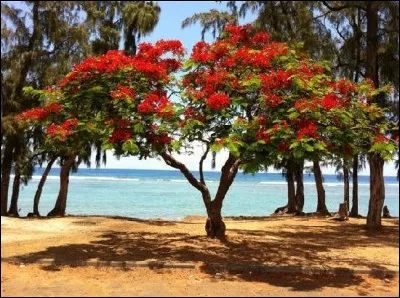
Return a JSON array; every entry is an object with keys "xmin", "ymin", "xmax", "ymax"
[
  {"xmin": 295, "ymin": 161, "xmax": 304, "ymax": 212},
  {"xmin": 343, "ymin": 164, "xmax": 350, "ymax": 212},
  {"xmin": 32, "ymin": 155, "xmax": 58, "ymax": 216},
  {"xmin": 367, "ymin": 153, "xmax": 385, "ymax": 230},
  {"xmin": 1, "ymin": 141, "xmax": 14, "ymax": 216},
  {"xmin": 350, "ymin": 155, "xmax": 359, "ymax": 217},
  {"xmin": 205, "ymin": 200, "xmax": 225, "ymax": 239},
  {"xmin": 286, "ymin": 160, "xmax": 297, "ymax": 213},
  {"xmin": 7, "ymin": 165, "xmax": 21, "ymax": 217},
  {"xmin": 313, "ymin": 159, "xmax": 330, "ymax": 215},
  {"xmin": 206, "ymin": 154, "xmax": 240, "ymax": 239},
  {"xmin": 47, "ymin": 155, "xmax": 75, "ymax": 217}
]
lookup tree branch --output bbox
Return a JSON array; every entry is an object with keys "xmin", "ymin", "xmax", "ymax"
[
  {"xmin": 199, "ymin": 144, "xmax": 210, "ymax": 186},
  {"xmin": 214, "ymin": 154, "xmax": 241, "ymax": 204},
  {"xmin": 161, "ymin": 152, "xmax": 206, "ymax": 192}
]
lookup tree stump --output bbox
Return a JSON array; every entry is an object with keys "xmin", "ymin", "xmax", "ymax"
[
  {"xmin": 337, "ymin": 203, "xmax": 349, "ymax": 221},
  {"xmin": 382, "ymin": 205, "xmax": 391, "ymax": 218}
]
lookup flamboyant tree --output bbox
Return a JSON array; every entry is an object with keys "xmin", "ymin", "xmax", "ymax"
[{"xmin": 16, "ymin": 24, "xmax": 397, "ymax": 235}]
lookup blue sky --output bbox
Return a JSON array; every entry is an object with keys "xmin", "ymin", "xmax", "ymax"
[{"xmin": 3, "ymin": 1, "xmax": 398, "ymax": 175}]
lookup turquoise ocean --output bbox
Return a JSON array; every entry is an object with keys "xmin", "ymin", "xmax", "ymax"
[{"xmin": 10, "ymin": 168, "xmax": 399, "ymax": 218}]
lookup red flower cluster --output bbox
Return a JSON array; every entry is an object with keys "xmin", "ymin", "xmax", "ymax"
[
  {"xmin": 296, "ymin": 121, "xmax": 319, "ymax": 141},
  {"xmin": 259, "ymin": 71, "xmax": 291, "ymax": 91},
  {"xmin": 191, "ymin": 41, "xmax": 216, "ymax": 63},
  {"xmin": 374, "ymin": 135, "xmax": 390, "ymax": 144},
  {"xmin": 16, "ymin": 103, "xmax": 63, "ymax": 121},
  {"xmin": 277, "ymin": 143, "xmax": 289, "ymax": 152},
  {"xmin": 206, "ymin": 93, "xmax": 230, "ymax": 110},
  {"xmin": 332, "ymin": 79, "xmax": 356, "ymax": 97},
  {"xmin": 183, "ymin": 107, "xmax": 205, "ymax": 123},
  {"xmin": 104, "ymin": 119, "xmax": 131, "ymax": 128},
  {"xmin": 251, "ymin": 31, "xmax": 270, "ymax": 47},
  {"xmin": 109, "ymin": 129, "xmax": 133, "ymax": 143},
  {"xmin": 295, "ymin": 98, "xmax": 317, "ymax": 112},
  {"xmin": 294, "ymin": 62, "xmax": 324, "ymax": 81},
  {"xmin": 146, "ymin": 125, "xmax": 172, "ymax": 146},
  {"xmin": 58, "ymin": 40, "xmax": 184, "ymax": 88},
  {"xmin": 137, "ymin": 91, "xmax": 174, "ymax": 117},
  {"xmin": 256, "ymin": 129, "xmax": 272, "ymax": 144},
  {"xmin": 264, "ymin": 93, "xmax": 283, "ymax": 107},
  {"xmin": 61, "ymin": 118, "xmax": 78, "ymax": 130},
  {"xmin": 321, "ymin": 93, "xmax": 343, "ymax": 110},
  {"xmin": 110, "ymin": 85, "xmax": 136, "ymax": 101}
]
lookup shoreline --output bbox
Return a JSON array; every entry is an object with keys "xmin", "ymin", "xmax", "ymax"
[{"xmin": 2, "ymin": 213, "xmax": 399, "ymax": 222}]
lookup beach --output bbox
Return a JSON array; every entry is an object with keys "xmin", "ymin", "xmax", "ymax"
[{"xmin": 1, "ymin": 215, "xmax": 399, "ymax": 296}]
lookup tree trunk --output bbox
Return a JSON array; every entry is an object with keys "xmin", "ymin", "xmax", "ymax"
[
  {"xmin": 47, "ymin": 155, "xmax": 75, "ymax": 217},
  {"xmin": 286, "ymin": 162, "xmax": 297, "ymax": 213},
  {"xmin": 295, "ymin": 161, "xmax": 304, "ymax": 212},
  {"xmin": 205, "ymin": 154, "xmax": 240, "ymax": 239},
  {"xmin": 366, "ymin": 154, "xmax": 385, "ymax": 230},
  {"xmin": 205, "ymin": 200, "xmax": 225, "ymax": 239},
  {"xmin": 7, "ymin": 166, "xmax": 21, "ymax": 217},
  {"xmin": 32, "ymin": 155, "xmax": 57, "ymax": 216},
  {"xmin": 1, "ymin": 141, "xmax": 14, "ymax": 216},
  {"xmin": 313, "ymin": 159, "xmax": 329, "ymax": 215},
  {"xmin": 343, "ymin": 164, "xmax": 350, "ymax": 212},
  {"xmin": 350, "ymin": 155, "xmax": 359, "ymax": 217}
]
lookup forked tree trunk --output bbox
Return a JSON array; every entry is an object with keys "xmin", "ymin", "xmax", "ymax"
[
  {"xmin": 161, "ymin": 152, "xmax": 239, "ymax": 239},
  {"xmin": 47, "ymin": 155, "xmax": 75, "ymax": 217},
  {"xmin": 1, "ymin": 141, "xmax": 14, "ymax": 216},
  {"xmin": 295, "ymin": 161, "xmax": 304, "ymax": 212},
  {"xmin": 32, "ymin": 155, "xmax": 58, "ymax": 216},
  {"xmin": 343, "ymin": 165, "xmax": 350, "ymax": 212},
  {"xmin": 313, "ymin": 159, "xmax": 329, "ymax": 215},
  {"xmin": 350, "ymin": 155, "xmax": 359, "ymax": 217},
  {"xmin": 205, "ymin": 154, "xmax": 240, "ymax": 239},
  {"xmin": 7, "ymin": 166, "xmax": 21, "ymax": 217},
  {"xmin": 367, "ymin": 154, "xmax": 385, "ymax": 230}
]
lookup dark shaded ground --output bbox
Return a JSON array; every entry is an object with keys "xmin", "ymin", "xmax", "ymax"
[{"xmin": 1, "ymin": 216, "xmax": 399, "ymax": 295}]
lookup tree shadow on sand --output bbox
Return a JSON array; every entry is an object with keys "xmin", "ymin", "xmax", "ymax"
[{"xmin": 11, "ymin": 218, "xmax": 399, "ymax": 290}]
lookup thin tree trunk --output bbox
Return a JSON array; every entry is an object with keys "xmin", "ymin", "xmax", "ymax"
[
  {"xmin": 47, "ymin": 155, "xmax": 75, "ymax": 217},
  {"xmin": 1, "ymin": 141, "xmax": 14, "ymax": 216},
  {"xmin": 367, "ymin": 154, "xmax": 385, "ymax": 230},
  {"xmin": 7, "ymin": 165, "xmax": 21, "ymax": 217},
  {"xmin": 313, "ymin": 159, "xmax": 330, "ymax": 215},
  {"xmin": 343, "ymin": 164, "xmax": 350, "ymax": 212},
  {"xmin": 295, "ymin": 160, "xmax": 304, "ymax": 212},
  {"xmin": 350, "ymin": 155, "xmax": 359, "ymax": 217},
  {"xmin": 206, "ymin": 154, "xmax": 240, "ymax": 239},
  {"xmin": 32, "ymin": 155, "xmax": 57, "ymax": 216},
  {"xmin": 286, "ymin": 161, "xmax": 297, "ymax": 213}
]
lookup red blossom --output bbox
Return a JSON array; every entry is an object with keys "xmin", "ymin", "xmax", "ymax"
[
  {"xmin": 374, "ymin": 135, "xmax": 390, "ymax": 144},
  {"xmin": 16, "ymin": 103, "xmax": 63, "ymax": 121},
  {"xmin": 110, "ymin": 85, "xmax": 136, "ymax": 101},
  {"xmin": 191, "ymin": 41, "xmax": 216, "ymax": 63},
  {"xmin": 296, "ymin": 121, "xmax": 319, "ymax": 141},
  {"xmin": 206, "ymin": 93, "xmax": 230, "ymax": 110},
  {"xmin": 109, "ymin": 129, "xmax": 133, "ymax": 143},
  {"xmin": 264, "ymin": 93, "xmax": 283, "ymax": 107},
  {"xmin": 259, "ymin": 71, "xmax": 291, "ymax": 91},
  {"xmin": 277, "ymin": 143, "xmax": 289, "ymax": 152},
  {"xmin": 256, "ymin": 129, "xmax": 271, "ymax": 143}
]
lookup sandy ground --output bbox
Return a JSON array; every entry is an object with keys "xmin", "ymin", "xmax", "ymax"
[{"xmin": 1, "ymin": 215, "xmax": 399, "ymax": 296}]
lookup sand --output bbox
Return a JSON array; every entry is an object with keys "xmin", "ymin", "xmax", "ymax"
[{"xmin": 1, "ymin": 215, "xmax": 399, "ymax": 296}]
